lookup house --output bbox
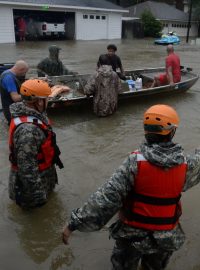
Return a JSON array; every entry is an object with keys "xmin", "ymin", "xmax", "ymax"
[
  {"xmin": 183, "ymin": 0, "xmax": 189, "ymax": 13},
  {"xmin": 122, "ymin": 0, "xmax": 198, "ymax": 38},
  {"xmin": 0, "ymin": 0, "xmax": 128, "ymax": 43}
]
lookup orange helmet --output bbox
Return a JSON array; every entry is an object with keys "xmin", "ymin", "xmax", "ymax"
[
  {"xmin": 143, "ymin": 104, "xmax": 179, "ymax": 135},
  {"xmin": 20, "ymin": 79, "xmax": 51, "ymax": 99}
]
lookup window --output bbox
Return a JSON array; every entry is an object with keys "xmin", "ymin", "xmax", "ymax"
[
  {"xmin": 90, "ymin": 15, "xmax": 94, "ymax": 19},
  {"xmin": 102, "ymin": 15, "xmax": 106, "ymax": 20},
  {"xmin": 83, "ymin": 14, "xmax": 88, "ymax": 19},
  {"xmin": 96, "ymin": 15, "xmax": 100, "ymax": 20}
]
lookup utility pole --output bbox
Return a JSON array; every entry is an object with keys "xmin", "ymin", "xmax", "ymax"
[{"xmin": 186, "ymin": 0, "xmax": 193, "ymax": 43}]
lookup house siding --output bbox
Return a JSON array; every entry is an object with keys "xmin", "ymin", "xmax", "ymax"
[
  {"xmin": 162, "ymin": 21, "xmax": 198, "ymax": 37},
  {"xmin": 0, "ymin": 6, "xmax": 15, "ymax": 43},
  {"xmin": 76, "ymin": 11, "xmax": 122, "ymax": 40},
  {"xmin": 76, "ymin": 11, "xmax": 108, "ymax": 40},
  {"xmin": 107, "ymin": 13, "xmax": 122, "ymax": 39},
  {"xmin": 0, "ymin": 3, "xmax": 124, "ymax": 43}
]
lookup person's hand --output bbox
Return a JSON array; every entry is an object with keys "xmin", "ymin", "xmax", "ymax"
[
  {"xmin": 170, "ymin": 81, "xmax": 175, "ymax": 87},
  {"xmin": 62, "ymin": 224, "xmax": 73, "ymax": 245}
]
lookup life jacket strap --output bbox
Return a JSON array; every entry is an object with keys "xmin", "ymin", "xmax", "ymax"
[
  {"xmin": 124, "ymin": 211, "xmax": 179, "ymax": 225},
  {"xmin": 132, "ymin": 193, "xmax": 181, "ymax": 206}
]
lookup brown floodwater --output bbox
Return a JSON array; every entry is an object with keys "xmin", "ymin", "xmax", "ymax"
[{"xmin": 0, "ymin": 38, "xmax": 200, "ymax": 270}]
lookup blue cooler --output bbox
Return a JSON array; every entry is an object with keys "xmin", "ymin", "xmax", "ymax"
[{"xmin": 126, "ymin": 79, "xmax": 135, "ymax": 90}]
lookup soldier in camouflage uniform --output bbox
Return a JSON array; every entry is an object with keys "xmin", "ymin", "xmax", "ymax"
[
  {"xmin": 84, "ymin": 54, "xmax": 121, "ymax": 117},
  {"xmin": 9, "ymin": 79, "xmax": 63, "ymax": 209},
  {"xmin": 62, "ymin": 104, "xmax": 200, "ymax": 270},
  {"xmin": 37, "ymin": 45, "xmax": 76, "ymax": 77}
]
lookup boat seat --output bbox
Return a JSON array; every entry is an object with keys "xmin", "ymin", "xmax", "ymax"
[{"xmin": 140, "ymin": 73, "xmax": 155, "ymax": 81}]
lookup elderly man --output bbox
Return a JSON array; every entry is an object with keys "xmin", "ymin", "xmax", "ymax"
[
  {"xmin": 37, "ymin": 45, "xmax": 76, "ymax": 77},
  {"xmin": 151, "ymin": 44, "xmax": 181, "ymax": 87},
  {"xmin": 0, "ymin": 60, "xmax": 29, "ymax": 124}
]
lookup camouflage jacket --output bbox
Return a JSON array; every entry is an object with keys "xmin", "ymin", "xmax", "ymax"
[
  {"xmin": 68, "ymin": 141, "xmax": 200, "ymax": 253},
  {"xmin": 37, "ymin": 57, "xmax": 72, "ymax": 77},
  {"xmin": 9, "ymin": 102, "xmax": 58, "ymax": 208},
  {"xmin": 84, "ymin": 65, "xmax": 121, "ymax": 117}
]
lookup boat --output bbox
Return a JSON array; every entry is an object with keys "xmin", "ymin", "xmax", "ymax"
[
  {"xmin": 154, "ymin": 32, "xmax": 180, "ymax": 45},
  {"xmin": 0, "ymin": 63, "xmax": 14, "ymax": 75},
  {"xmin": 47, "ymin": 66, "xmax": 199, "ymax": 108}
]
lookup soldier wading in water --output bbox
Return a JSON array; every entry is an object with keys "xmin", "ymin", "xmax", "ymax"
[
  {"xmin": 8, "ymin": 79, "xmax": 64, "ymax": 209},
  {"xmin": 63, "ymin": 104, "xmax": 200, "ymax": 269}
]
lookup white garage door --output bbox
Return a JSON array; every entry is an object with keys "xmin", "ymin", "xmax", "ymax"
[
  {"xmin": 0, "ymin": 6, "xmax": 15, "ymax": 43},
  {"xmin": 76, "ymin": 12, "xmax": 108, "ymax": 40}
]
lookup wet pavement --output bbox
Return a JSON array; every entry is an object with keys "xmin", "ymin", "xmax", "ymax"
[{"xmin": 0, "ymin": 38, "xmax": 200, "ymax": 270}]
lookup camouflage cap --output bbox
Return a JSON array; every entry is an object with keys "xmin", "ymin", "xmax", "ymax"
[{"xmin": 48, "ymin": 45, "xmax": 61, "ymax": 52}]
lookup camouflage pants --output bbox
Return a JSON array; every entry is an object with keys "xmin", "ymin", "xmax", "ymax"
[{"xmin": 111, "ymin": 239, "xmax": 173, "ymax": 270}]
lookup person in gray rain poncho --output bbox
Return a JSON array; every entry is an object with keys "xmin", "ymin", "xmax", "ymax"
[
  {"xmin": 84, "ymin": 54, "xmax": 121, "ymax": 117},
  {"xmin": 62, "ymin": 104, "xmax": 200, "ymax": 270},
  {"xmin": 37, "ymin": 45, "xmax": 76, "ymax": 77},
  {"xmin": 8, "ymin": 79, "xmax": 64, "ymax": 209}
]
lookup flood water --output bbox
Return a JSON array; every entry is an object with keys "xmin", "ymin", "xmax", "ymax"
[{"xmin": 0, "ymin": 38, "xmax": 200, "ymax": 270}]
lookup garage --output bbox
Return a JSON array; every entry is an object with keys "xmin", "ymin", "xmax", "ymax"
[
  {"xmin": 76, "ymin": 12, "xmax": 108, "ymax": 40},
  {"xmin": 0, "ymin": 0, "xmax": 127, "ymax": 44},
  {"xmin": 13, "ymin": 9, "xmax": 75, "ymax": 41},
  {"xmin": 0, "ymin": 6, "xmax": 15, "ymax": 43},
  {"xmin": 76, "ymin": 11, "xmax": 123, "ymax": 40}
]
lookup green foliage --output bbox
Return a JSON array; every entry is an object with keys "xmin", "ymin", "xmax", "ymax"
[
  {"xmin": 106, "ymin": 0, "xmax": 175, "ymax": 7},
  {"xmin": 193, "ymin": 0, "xmax": 200, "ymax": 7},
  {"xmin": 140, "ymin": 10, "xmax": 163, "ymax": 37},
  {"xmin": 193, "ymin": 0, "xmax": 200, "ymax": 20}
]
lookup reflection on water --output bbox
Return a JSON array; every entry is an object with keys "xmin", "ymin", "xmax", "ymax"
[
  {"xmin": 7, "ymin": 193, "xmax": 73, "ymax": 268},
  {"xmin": 0, "ymin": 39, "xmax": 200, "ymax": 270}
]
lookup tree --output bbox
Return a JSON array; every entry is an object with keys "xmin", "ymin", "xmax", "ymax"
[
  {"xmin": 193, "ymin": 0, "xmax": 200, "ymax": 17},
  {"xmin": 140, "ymin": 10, "xmax": 163, "ymax": 37},
  {"xmin": 106, "ymin": 0, "xmax": 179, "ymax": 8},
  {"xmin": 193, "ymin": 0, "xmax": 200, "ymax": 36}
]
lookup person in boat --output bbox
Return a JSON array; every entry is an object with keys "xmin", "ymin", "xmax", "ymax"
[
  {"xmin": 97, "ymin": 44, "xmax": 126, "ymax": 80},
  {"xmin": 151, "ymin": 44, "xmax": 181, "ymax": 87},
  {"xmin": 37, "ymin": 45, "xmax": 76, "ymax": 77},
  {"xmin": 84, "ymin": 54, "xmax": 121, "ymax": 117},
  {"xmin": 62, "ymin": 104, "xmax": 200, "ymax": 270},
  {"xmin": 8, "ymin": 79, "xmax": 64, "ymax": 209},
  {"xmin": 0, "ymin": 60, "xmax": 29, "ymax": 125}
]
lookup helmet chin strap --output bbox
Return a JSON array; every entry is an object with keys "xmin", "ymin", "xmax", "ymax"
[
  {"xmin": 169, "ymin": 128, "xmax": 176, "ymax": 140},
  {"xmin": 37, "ymin": 99, "xmax": 46, "ymax": 113}
]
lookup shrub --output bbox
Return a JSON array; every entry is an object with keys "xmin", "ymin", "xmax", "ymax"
[{"xmin": 140, "ymin": 10, "xmax": 163, "ymax": 37}]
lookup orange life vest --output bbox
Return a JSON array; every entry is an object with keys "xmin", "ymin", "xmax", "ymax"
[
  {"xmin": 121, "ymin": 151, "xmax": 187, "ymax": 231},
  {"xmin": 9, "ymin": 116, "xmax": 63, "ymax": 171}
]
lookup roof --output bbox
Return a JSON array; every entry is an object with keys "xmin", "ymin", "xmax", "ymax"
[
  {"xmin": 0, "ymin": 0, "xmax": 127, "ymax": 13},
  {"xmin": 125, "ymin": 1, "xmax": 189, "ymax": 21}
]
